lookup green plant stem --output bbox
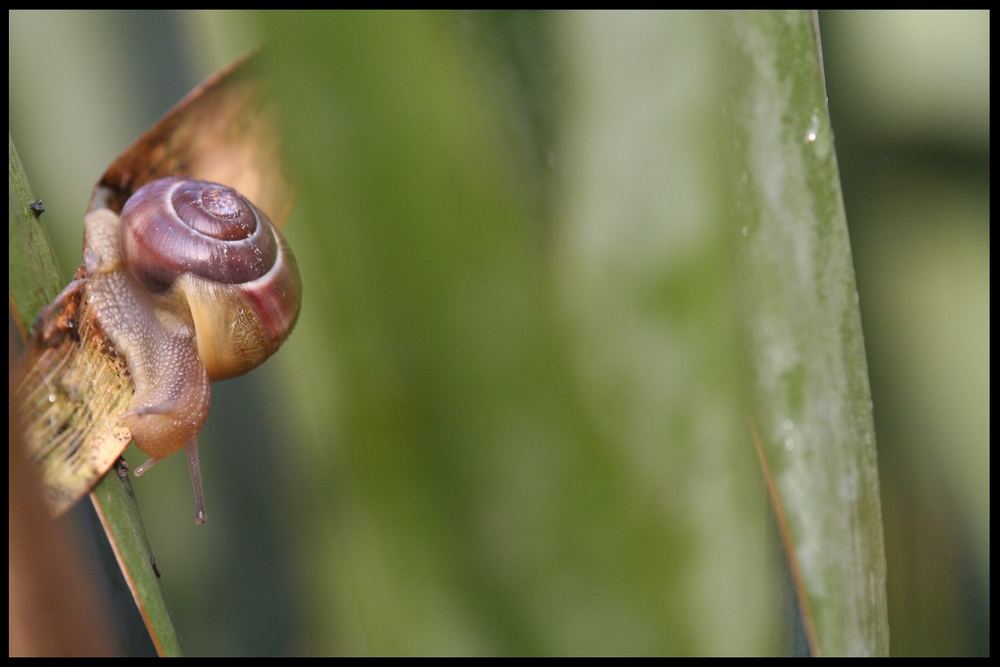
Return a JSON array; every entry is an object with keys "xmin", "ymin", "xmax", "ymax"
[{"xmin": 8, "ymin": 133, "xmax": 182, "ymax": 657}]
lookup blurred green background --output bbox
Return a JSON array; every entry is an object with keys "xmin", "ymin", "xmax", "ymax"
[{"xmin": 8, "ymin": 10, "xmax": 988, "ymax": 656}]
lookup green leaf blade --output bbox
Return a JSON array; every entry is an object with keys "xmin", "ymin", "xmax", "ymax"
[
  {"xmin": 728, "ymin": 10, "xmax": 890, "ymax": 656},
  {"xmin": 9, "ymin": 134, "xmax": 64, "ymax": 334}
]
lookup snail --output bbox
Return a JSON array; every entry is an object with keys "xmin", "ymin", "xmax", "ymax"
[{"xmin": 18, "ymin": 176, "xmax": 301, "ymax": 524}]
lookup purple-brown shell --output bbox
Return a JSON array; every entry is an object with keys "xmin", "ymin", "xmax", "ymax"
[
  {"xmin": 121, "ymin": 177, "xmax": 278, "ymax": 291},
  {"xmin": 118, "ymin": 176, "xmax": 301, "ymax": 380}
]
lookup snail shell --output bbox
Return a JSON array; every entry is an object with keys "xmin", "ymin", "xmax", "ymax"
[{"xmin": 120, "ymin": 177, "xmax": 301, "ymax": 381}]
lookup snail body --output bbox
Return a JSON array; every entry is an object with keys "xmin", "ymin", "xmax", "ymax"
[{"xmin": 21, "ymin": 177, "xmax": 301, "ymax": 523}]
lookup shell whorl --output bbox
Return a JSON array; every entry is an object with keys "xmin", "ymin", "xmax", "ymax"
[{"xmin": 121, "ymin": 177, "xmax": 278, "ymax": 291}]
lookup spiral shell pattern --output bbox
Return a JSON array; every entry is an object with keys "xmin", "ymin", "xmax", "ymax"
[
  {"xmin": 121, "ymin": 177, "xmax": 278, "ymax": 290},
  {"xmin": 119, "ymin": 177, "xmax": 301, "ymax": 380}
]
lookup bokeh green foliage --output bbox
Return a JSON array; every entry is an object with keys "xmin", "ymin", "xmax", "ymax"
[{"xmin": 262, "ymin": 10, "xmax": 773, "ymax": 654}]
